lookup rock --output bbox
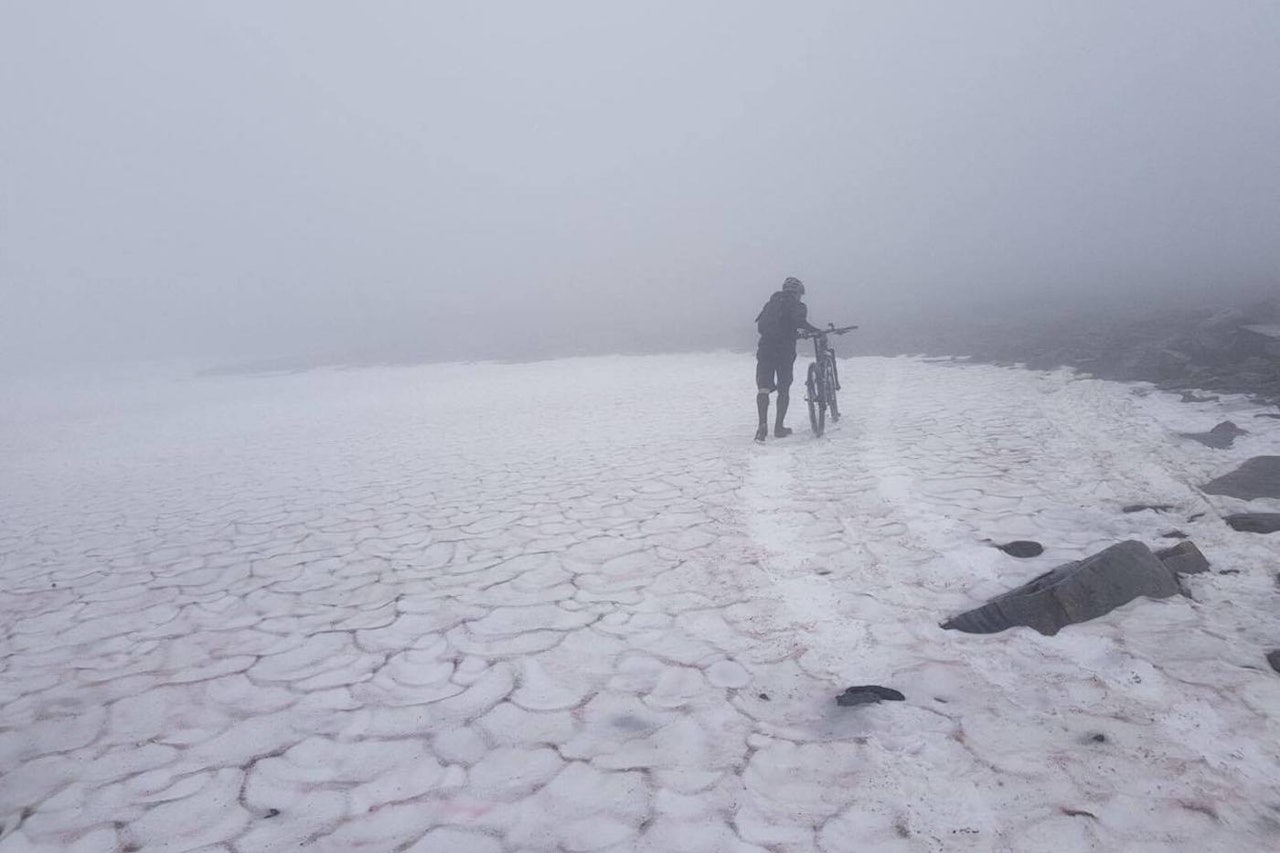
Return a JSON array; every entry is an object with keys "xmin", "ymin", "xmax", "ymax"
[
  {"xmin": 1161, "ymin": 530, "xmax": 1189, "ymax": 539},
  {"xmin": 1202, "ymin": 456, "xmax": 1280, "ymax": 501},
  {"xmin": 1122, "ymin": 504, "xmax": 1175, "ymax": 514},
  {"xmin": 837, "ymin": 685, "xmax": 905, "ymax": 706},
  {"xmin": 1181, "ymin": 421, "xmax": 1247, "ymax": 449},
  {"xmin": 1061, "ymin": 808, "xmax": 1099, "ymax": 820},
  {"xmin": 1225, "ymin": 513, "xmax": 1280, "ymax": 534},
  {"xmin": 1268, "ymin": 651, "xmax": 1280, "ymax": 674},
  {"xmin": 1154, "ymin": 541, "xmax": 1210, "ymax": 574},
  {"xmin": 942, "ymin": 541, "xmax": 1182, "ymax": 636},
  {"xmin": 995, "ymin": 540, "xmax": 1044, "ymax": 558}
]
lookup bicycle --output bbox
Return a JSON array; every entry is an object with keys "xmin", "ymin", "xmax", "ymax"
[{"xmin": 800, "ymin": 324, "xmax": 857, "ymax": 437}]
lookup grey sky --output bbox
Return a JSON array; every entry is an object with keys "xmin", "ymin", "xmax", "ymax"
[{"xmin": 2, "ymin": 1, "xmax": 1278, "ymax": 366}]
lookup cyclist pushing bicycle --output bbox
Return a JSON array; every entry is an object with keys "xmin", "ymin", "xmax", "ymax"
[
  {"xmin": 754, "ymin": 277, "xmax": 820, "ymax": 442},
  {"xmin": 753, "ymin": 277, "xmax": 855, "ymax": 442}
]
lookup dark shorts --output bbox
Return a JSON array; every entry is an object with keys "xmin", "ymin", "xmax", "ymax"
[{"xmin": 756, "ymin": 347, "xmax": 797, "ymax": 393}]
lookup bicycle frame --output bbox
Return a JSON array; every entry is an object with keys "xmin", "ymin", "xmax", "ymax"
[{"xmin": 800, "ymin": 324, "xmax": 856, "ymax": 436}]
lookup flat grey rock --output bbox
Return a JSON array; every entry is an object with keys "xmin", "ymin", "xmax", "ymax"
[
  {"xmin": 1122, "ymin": 504, "xmax": 1175, "ymax": 514},
  {"xmin": 1268, "ymin": 651, "xmax": 1280, "ymax": 675},
  {"xmin": 995, "ymin": 540, "xmax": 1044, "ymax": 558},
  {"xmin": 1225, "ymin": 513, "xmax": 1280, "ymax": 534},
  {"xmin": 942, "ymin": 541, "xmax": 1182, "ymax": 636},
  {"xmin": 1154, "ymin": 540, "xmax": 1210, "ymax": 574},
  {"xmin": 1202, "ymin": 456, "xmax": 1280, "ymax": 501},
  {"xmin": 1180, "ymin": 421, "xmax": 1247, "ymax": 449},
  {"xmin": 837, "ymin": 685, "xmax": 905, "ymax": 706}
]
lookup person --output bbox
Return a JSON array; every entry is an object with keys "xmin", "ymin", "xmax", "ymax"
[{"xmin": 754, "ymin": 276, "xmax": 819, "ymax": 441}]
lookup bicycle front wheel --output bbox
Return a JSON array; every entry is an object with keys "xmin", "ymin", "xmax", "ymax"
[
  {"xmin": 825, "ymin": 358, "xmax": 840, "ymax": 422},
  {"xmin": 806, "ymin": 363, "xmax": 824, "ymax": 437}
]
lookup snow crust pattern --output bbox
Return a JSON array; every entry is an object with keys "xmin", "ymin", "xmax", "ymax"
[{"xmin": 2, "ymin": 354, "xmax": 1279, "ymax": 851}]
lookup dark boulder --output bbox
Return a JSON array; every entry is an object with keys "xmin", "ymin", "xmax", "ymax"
[
  {"xmin": 1202, "ymin": 457, "xmax": 1280, "ymax": 501},
  {"xmin": 1225, "ymin": 513, "xmax": 1280, "ymax": 534},
  {"xmin": 1154, "ymin": 541, "xmax": 1210, "ymax": 574},
  {"xmin": 1180, "ymin": 421, "xmax": 1247, "ymax": 449},
  {"xmin": 1267, "ymin": 651, "xmax": 1280, "ymax": 675},
  {"xmin": 942, "ymin": 541, "xmax": 1181, "ymax": 637}
]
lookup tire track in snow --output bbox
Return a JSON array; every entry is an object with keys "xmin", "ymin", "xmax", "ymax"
[
  {"xmin": 734, "ymin": 356, "xmax": 1280, "ymax": 848},
  {"xmin": 737, "ymin": 366, "xmax": 892, "ymax": 683}
]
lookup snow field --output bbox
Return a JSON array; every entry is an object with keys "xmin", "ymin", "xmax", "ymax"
[{"xmin": 1, "ymin": 353, "xmax": 1279, "ymax": 851}]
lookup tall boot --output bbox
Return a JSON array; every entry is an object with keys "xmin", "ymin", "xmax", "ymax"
[
  {"xmin": 755, "ymin": 393, "xmax": 769, "ymax": 442},
  {"xmin": 774, "ymin": 392, "xmax": 792, "ymax": 437}
]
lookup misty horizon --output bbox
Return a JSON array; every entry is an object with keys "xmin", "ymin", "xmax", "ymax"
[{"xmin": 3, "ymin": 1, "xmax": 1278, "ymax": 370}]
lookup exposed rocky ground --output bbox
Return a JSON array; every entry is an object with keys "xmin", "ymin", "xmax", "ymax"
[{"xmin": 936, "ymin": 297, "xmax": 1280, "ymax": 404}]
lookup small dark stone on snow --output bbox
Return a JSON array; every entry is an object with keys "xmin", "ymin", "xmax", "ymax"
[
  {"xmin": 265, "ymin": 808, "xmax": 281, "ymax": 819},
  {"xmin": 816, "ymin": 569, "xmax": 832, "ymax": 575},
  {"xmin": 1225, "ymin": 513, "xmax": 1280, "ymax": 534},
  {"xmin": 1187, "ymin": 512, "xmax": 1206, "ymax": 522},
  {"xmin": 995, "ymin": 540, "xmax": 1044, "ymax": 558},
  {"xmin": 1161, "ymin": 530, "xmax": 1188, "ymax": 539},
  {"xmin": 1122, "ymin": 504, "xmax": 1175, "ymax": 514},
  {"xmin": 1090, "ymin": 733, "xmax": 1107, "ymax": 743},
  {"xmin": 1062, "ymin": 808, "xmax": 1098, "ymax": 820},
  {"xmin": 758, "ymin": 693, "xmax": 770, "ymax": 701},
  {"xmin": 1218, "ymin": 569, "xmax": 1241, "ymax": 576},
  {"xmin": 837, "ymin": 685, "xmax": 905, "ymax": 706},
  {"xmin": 1267, "ymin": 651, "xmax": 1280, "ymax": 674}
]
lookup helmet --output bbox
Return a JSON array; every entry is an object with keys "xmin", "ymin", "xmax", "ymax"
[{"xmin": 782, "ymin": 276, "xmax": 805, "ymax": 296}]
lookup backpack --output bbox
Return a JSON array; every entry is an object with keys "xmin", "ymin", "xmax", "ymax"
[{"xmin": 756, "ymin": 293, "xmax": 792, "ymax": 338}]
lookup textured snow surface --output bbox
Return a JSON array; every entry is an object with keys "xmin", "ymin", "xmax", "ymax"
[{"xmin": 2, "ymin": 353, "xmax": 1280, "ymax": 852}]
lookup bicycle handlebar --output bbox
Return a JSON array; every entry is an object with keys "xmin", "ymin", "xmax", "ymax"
[{"xmin": 799, "ymin": 324, "xmax": 858, "ymax": 338}]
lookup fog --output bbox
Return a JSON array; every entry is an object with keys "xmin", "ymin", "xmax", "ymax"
[{"xmin": 2, "ymin": 1, "xmax": 1278, "ymax": 370}]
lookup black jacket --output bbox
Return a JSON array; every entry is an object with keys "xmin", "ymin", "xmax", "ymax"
[{"xmin": 756, "ymin": 291, "xmax": 818, "ymax": 353}]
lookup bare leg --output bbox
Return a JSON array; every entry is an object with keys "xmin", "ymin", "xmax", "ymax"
[{"xmin": 775, "ymin": 389, "xmax": 792, "ymax": 436}]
